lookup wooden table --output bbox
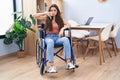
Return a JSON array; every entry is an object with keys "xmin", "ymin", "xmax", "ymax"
[{"xmin": 71, "ymin": 23, "xmax": 113, "ymax": 65}]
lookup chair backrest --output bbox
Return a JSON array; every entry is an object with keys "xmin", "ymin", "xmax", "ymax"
[
  {"xmin": 110, "ymin": 22, "xmax": 120, "ymax": 38},
  {"xmin": 101, "ymin": 24, "xmax": 113, "ymax": 41},
  {"xmin": 68, "ymin": 20, "xmax": 80, "ymax": 27}
]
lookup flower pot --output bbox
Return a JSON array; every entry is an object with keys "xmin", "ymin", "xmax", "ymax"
[{"xmin": 17, "ymin": 51, "xmax": 26, "ymax": 58}]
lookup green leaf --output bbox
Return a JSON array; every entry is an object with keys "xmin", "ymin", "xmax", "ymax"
[
  {"xmin": 5, "ymin": 31, "xmax": 14, "ymax": 38},
  {"xmin": 4, "ymin": 38, "xmax": 13, "ymax": 45},
  {"xmin": 13, "ymin": 21, "xmax": 25, "ymax": 32},
  {"xmin": 19, "ymin": 18, "xmax": 26, "ymax": 26},
  {"xmin": 12, "ymin": 11, "xmax": 22, "ymax": 15},
  {"xmin": 30, "ymin": 14, "xmax": 36, "ymax": 25},
  {"xmin": 13, "ymin": 21, "xmax": 21, "ymax": 32},
  {"xmin": 25, "ymin": 21, "xmax": 31, "ymax": 28}
]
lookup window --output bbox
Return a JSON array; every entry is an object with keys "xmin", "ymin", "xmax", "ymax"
[{"xmin": 0, "ymin": 0, "xmax": 16, "ymax": 39}]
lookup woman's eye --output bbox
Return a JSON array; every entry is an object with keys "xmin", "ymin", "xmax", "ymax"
[{"xmin": 50, "ymin": 10, "xmax": 56, "ymax": 12}]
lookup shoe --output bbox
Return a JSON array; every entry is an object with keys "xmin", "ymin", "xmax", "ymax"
[
  {"xmin": 47, "ymin": 66, "xmax": 57, "ymax": 73},
  {"xmin": 66, "ymin": 63, "xmax": 75, "ymax": 70}
]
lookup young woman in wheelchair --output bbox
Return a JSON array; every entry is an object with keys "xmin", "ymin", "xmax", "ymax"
[{"xmin": 34, "ymin": 4, "xmax": 75, "ymax": 73}]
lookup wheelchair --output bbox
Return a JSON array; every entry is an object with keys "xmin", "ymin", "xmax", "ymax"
[{"xmin": 36, "ymin": 23, "xmax": 78, "ymax": 75}]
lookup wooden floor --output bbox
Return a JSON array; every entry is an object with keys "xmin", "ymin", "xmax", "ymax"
[{"xmin": 0, "ymin": 50, "xmax": 120, "ymax": 80}]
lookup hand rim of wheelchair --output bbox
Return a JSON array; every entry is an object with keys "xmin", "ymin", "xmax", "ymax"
[
  {"xmin": 40, "ymin": 62, "xmax": 45, "ymax": 75},
  {"xmin": 36, "ymin": 39, "xmax": 44, "ymax": 67}
]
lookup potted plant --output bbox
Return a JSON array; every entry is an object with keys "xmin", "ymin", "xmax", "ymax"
[{"xmin": 3, "ymin": 12, "xmax": 36, "ymax": 58}]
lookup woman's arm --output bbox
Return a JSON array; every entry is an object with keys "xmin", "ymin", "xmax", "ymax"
[
  {"xmin": 33, "ymin": 12, "xmax": 51, "ymax": 21},
  {"xmin": 62, "ymin": 20, "xmax": 71, "ymax": 30},
  {"xmin": 59, "ymin": 19, "xmax": 71, "ymax": 37}
]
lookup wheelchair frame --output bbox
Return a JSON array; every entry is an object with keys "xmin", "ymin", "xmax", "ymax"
[{"xmin": 36, "ymin": 24, "xmax": 78, "ymax": 75}]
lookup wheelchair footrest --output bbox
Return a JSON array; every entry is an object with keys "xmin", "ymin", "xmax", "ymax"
[{"xmin": 75, "ymin": 65, "xmax": 79, "ymax": 68}]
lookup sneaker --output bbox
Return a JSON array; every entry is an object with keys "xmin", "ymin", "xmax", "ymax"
[
  {"xmin": 66, "ymin": 63, "xmax": 75, "ymax": 70},
  {"xmin": 47, "ymin": 66, "xmax": 57, "ymax": 73}
]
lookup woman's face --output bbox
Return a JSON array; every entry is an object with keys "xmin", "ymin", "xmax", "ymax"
[{"xmin": 49, "ymin": 7, "xmax": 57, "ymax": 17}]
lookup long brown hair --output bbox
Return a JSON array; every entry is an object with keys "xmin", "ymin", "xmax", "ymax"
[{"xmin": 45, "ymin": 4, "xmax": 64, "ymax": 31}]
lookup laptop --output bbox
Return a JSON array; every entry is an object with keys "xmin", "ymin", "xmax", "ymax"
[
  {"xmin": 84, "ymin": 17, "xmax": 94, "ymax": 25},
  {"xmin": 68, "ymin": 17, "xmax": 94, "ymax": 27}
]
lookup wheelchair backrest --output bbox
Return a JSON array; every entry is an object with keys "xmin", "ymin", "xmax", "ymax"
[
  {"xmin": 38, "ymin": 23, "xmax": 46, "ymax": 39},
  {"xmin": 39, "ymin": 29, "xmax": 46, "ymax": 39}
]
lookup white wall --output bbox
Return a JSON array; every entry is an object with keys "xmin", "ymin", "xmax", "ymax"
[{"xmin": 64, "ymin": 0, "xmax": 120, "ymax": 48}]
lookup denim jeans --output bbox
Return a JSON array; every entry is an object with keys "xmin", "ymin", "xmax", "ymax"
[{"xmin": 45, "ymin": 34, "xmax": 71, "ymax": 62}]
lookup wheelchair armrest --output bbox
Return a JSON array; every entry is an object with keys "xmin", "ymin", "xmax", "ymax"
[
  {"xmin": 63, "ymin": 28, "xmax": 73, "ymax": 45},
  {"xmin": 64, "ymin": 28, "xmax": 71, "ymax": 30},
  {"xmin": 63, "ymin": 28, "xmax": 71, "ymax": 37}
]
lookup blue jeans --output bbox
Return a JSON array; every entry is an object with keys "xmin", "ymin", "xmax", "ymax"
[{"xmin": 45, "ymin": 34, "xmax": 71, "ymax": 62}]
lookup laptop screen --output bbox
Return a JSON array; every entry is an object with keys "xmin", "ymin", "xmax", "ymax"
[{"xmin": 85, "ymin": 17, "xmax": 94, "ymax": 25}]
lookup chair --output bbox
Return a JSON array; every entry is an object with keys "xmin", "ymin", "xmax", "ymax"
[
  {"xmin": 67, "ymin": 20, "xmax": 90, "ymax": 57},
  {"xmin": 36, "ymin": 24, "xmax": 78, "ymax": 75},
  {"xmin": 107, "ymin": 23, "xmax": 120, "ymax": 56},
  {"xmin": 68, "ymin": 20, "xmax": 90, "ymax": 36},
  {"xmin": 83, "ymin": 24, "xmax": 113, "ymax": 65},
  {"xmin": 71, "ymin": 30, "xmax": 86, "ymax": 57}
]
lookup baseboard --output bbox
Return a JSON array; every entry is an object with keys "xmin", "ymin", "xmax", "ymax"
[{"xmin": 0, "ymin": 52, "xmax": 17, "ymax": 60}]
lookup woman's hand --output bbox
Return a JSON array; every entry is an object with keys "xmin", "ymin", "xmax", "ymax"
[
  {"xmin": 44, "ymin": 12, "xmax": 52, "ymax": 19},
  {"xmin": 58, "ymin": 26, "xmax": 67, "ymax": 37},
  {"xmin": 59, "ymin": 21, "xmax": 70, "ymax": 37},
  {"xmin": 59, "ymin": 28, "xmax": 64, "ymax": 37}
]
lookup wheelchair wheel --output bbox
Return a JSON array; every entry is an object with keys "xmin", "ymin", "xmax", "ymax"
[
  {"xmin": 36, "ymin": 39, "xmax": 43, "ymax": 67},
  {"xmin": 40, "ymin": 62, "xmax": 45, "ymax": 75}
]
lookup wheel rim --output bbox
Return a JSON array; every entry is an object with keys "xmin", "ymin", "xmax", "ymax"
[
  {"xmin": 36, "ymin": 39, "xmax": 44, "ymax": 67},
  {"xmin": 40, "ymin": 62, "xmax": 44, "ymax": 75},
  {"xmin": 36, "ymin": 40, "xmax": 40, "ymax": 65}
]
